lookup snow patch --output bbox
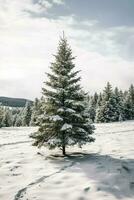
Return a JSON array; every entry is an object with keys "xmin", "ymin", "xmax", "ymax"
[
  {"xmin": 61, "ymin": 123, "xmax": 72, "ymax": 131},
  {"xmin": 57, "ymin": 108, "xmax": 64, "ymax": 112},
  {"xmin": 78, "ymin": 128, "xmax": 86, "ymax": 133},
  {"xmin": 49, "ymin": 115, "xmax": 63, "ymax": 121},
  {"xmin": 66, "ymin": 108, "xmax": 75, "ymax": 113},
  {"xmin": 1, "ymin": 121, "xmax": 134, "ymax": 200}
]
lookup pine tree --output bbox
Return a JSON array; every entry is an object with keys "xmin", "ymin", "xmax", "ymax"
[
  {"xmin": 96, "ymin": 93, "xmax": 102, "ymax": 107},
  {"xmin": 96, "ymin": 82, "xmax": 118, "ymax": 123},
  {"xmin": 128, "ymin": 84, "xmax": 134, "ymax": 119},
  {"xmin": 22, "ymin": 102, "xmax": 32, "ymax": 126},
  {"xmin": 15, "ymin": 116, "xmax": 23, "ymax": 127},
  {"xmin": 124, "ymin": 84, "xmax": 134, "ymax": 120},
  {"xmin": 89, "ymin": 92, "xmax": 98, "ymax": 122},
  {"xmin": 10, "ymin": 108, "xmax": 20, "ymax": 126},
  {"xmin": 2, "ymin": 109, "xmax": 13, "ymax": 127},
  {"xmin": 31, "ymin": 35, "xmax": 95, "ymax": 155},
  {"xmin": 114, "ymin": 87, "xmax": 124, "ymax": 121},
  {"xmin": 12, "ymin": 114, "xmax": 17, "ymax": 126},
  {"xmin": 30, "ymin": 98, "xmax": 42, "ymax": 126}
]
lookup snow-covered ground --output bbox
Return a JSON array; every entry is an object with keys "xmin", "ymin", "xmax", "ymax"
[{"xmin": 0, "ymin": 121, "xmax": 134, "ymax": 200}]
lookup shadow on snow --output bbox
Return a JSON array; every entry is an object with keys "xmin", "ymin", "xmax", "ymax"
[{"xmin": 46, "ymin": 152, "xmax": 134, "ymax": 199}]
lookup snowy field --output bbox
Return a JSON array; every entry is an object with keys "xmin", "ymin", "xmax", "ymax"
[{"xmin": 0, "ymin": 121, "xmax": 134, "ymax": 200}]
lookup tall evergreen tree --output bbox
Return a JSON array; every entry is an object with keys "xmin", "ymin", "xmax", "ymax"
[
  {"xmin": 96, "ymin": 82, "xmax": 118, "ymax": 123},
  {"xmin": 31, "ymin": 35, "xmax": 95, "ymax": 155}
]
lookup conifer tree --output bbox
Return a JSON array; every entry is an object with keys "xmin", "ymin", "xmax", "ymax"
[
  {"xmin": 128, "ymin": 84, "xmax": 134, "ymax": 119},
  {"xmin": 11, "ymin": 108, "xmax": 21, "ymax": 126},
  {"xmin": 2, "ymin": 109, "xmax": 13, "ymax": 127},
  {"xmin": 31, "ymin": 35, "xmax": 95, "ymax": 155},
  {"xmin": 89, "ymin": 92, "xmax": 98, "ymax": 122},
  {"xmin": 15, "ymin": 116, "xmax": 23, "ymax": 127},
  {"xmin": 35, "ymin": 97, "xmax": 46, "ymax": 126},
  {"xmin": 124, "ymin": 84, "xmax": 134, "ymax": 120},
  {"xmin": 12, "ymin": 114, "xmax": 17, "ymax": 126},
  {"xmin": 96, "ymin": 93, "xmax": 102, "ymax": 107},
  {"xmin": 22, "ymin": 102, "xmax": 32, "ymax": 126},
  {"xmin": 30, "ymin": 98, "xmax": 41, "ymax": 126},
  {"xmin": 114, "ymin": 87, "xmax": 124, "ymax": 121},
  {"xmin": 96, "ymin": 82, "xmax": 118, "ymax": 123}
]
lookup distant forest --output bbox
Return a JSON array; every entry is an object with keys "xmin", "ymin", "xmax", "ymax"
[{"xmin": 0, "ymin": 82, "xmax": 134, "ymax": 128}]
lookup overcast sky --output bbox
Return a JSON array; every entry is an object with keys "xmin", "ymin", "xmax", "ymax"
[{"xmin": 0, "ymin": 0, "xmax": 134, "ymax": 100}]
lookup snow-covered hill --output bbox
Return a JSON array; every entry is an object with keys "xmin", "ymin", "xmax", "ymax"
[{"xmin": 0, "ymin": 121, "xmax": 134, "ymax": 200}]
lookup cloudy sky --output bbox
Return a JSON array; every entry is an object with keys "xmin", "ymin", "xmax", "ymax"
[{"xmin": 0, "ymin": 0, "xmax": 134, "ymax": 100}]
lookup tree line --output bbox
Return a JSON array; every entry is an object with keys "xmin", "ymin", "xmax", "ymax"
[
  {"xmin": 88, "ymin": 82, "xmax": 134, "ymax": 123},
  {"xmin": 0, "ymin": 83, "xmax": 134, "ymax": 128},
  {"xmin": 0, "ymin": 99, "xmax": 41, "ymax": 128}
]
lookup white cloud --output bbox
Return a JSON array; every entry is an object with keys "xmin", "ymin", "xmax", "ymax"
[
  {"xmin": 0, "ymin": 1, "xmax": 133, "ymax": 99},
  {"xmin": 52, "ymin": 0, "xmax": 64, "ymax": 5}
]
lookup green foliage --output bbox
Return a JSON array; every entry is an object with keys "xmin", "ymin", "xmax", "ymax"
[
  {"xmin": 113, "ymin": 87, "xmax": 125, "ymax": 121},
  {"xmin": 89, "ymin": 93, "xmax": 98, "ymax": 122},
  {"xmin": 2, "ymin": 109, "xmax": 13, "ymax": 127},
  {"xmin": 31, "ymin": 36, "xmax": 95, "ymax": 155},
  {"xmin": 124, "ymin": 84, "xmax": 134, "ymax": 120},
  {"xmin": 30, "ymin": 98, "xmax": 42, "ymax": 126},
  {"xmin": 96, "ymin": 82, "xmax": 118, "ymax": 123},
  {"xmin": 22, "ymin": 102, "xmax": 32, "ymax": 126},
  {"xmin": 15, "ymin": 116, "xmax": 23, "ymax": 127}
]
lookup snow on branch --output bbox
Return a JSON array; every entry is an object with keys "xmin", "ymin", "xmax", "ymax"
[
  {"xmin": 61, "ymin": 123, "xmax": 72, "ymax": 131},
  {"xmin": 49, "ymin": 115, "xmax": 63, "ymax": 121}
]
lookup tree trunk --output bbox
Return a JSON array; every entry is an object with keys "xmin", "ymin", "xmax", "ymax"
[{"xmin": 62, "ymin": 145, "xmax": 66, "ymax": 156}]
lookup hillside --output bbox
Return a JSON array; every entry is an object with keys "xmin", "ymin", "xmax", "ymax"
[{"xmin": 0, "ymin": 96, "xmax": 33, "ymax": 107}]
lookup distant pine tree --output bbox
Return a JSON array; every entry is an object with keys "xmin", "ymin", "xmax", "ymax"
[
  {"xmin": 22, "ymin": 102, "xmax": 32, "ymax": 126},
  {"xmin": 30, "ymin": 98, "xmax": 42, "ymax": 126},
  {"xmin": 89, "ymin": 92, "xmax": 98, "ymax": 122},
  {"xmin": 124, "ymin": 84, "xmax": 134, "ymax": 120},
  {"xmin": 14, "ymin": 115, "xmax": 22, "ymax": 127},
  {"xmin": 2, "ymin": 109, "xmax": 13, "ymax": 127},
  {"xmin": 31, "ymin": 35, "xmax": 95, "ymax": 155},
  {"xmin": 96, "ymin": 93, "xmax": 102, "ymax": 107},
  {"xmin": 12, "ymin": 114, "xmax": 17, "ymax": 126},
  {"xmin": 96, "ymin": 82, "xmax": 118, "ymax": 123},
  {"xmin": 114, "ymin": 87, "xmax": 124, "ymax": 121}
]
